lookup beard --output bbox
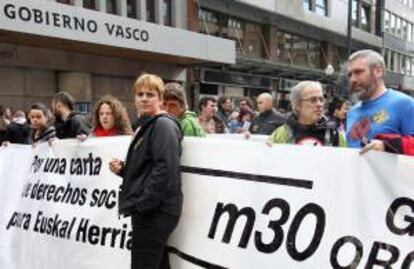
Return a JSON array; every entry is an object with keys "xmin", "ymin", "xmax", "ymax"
[
  {"xmin": 54, "ymin": 110, "xmax": 63, "ymax": 122},
  {"xmin": 354, "ymin": 84, "xmax": 376, "ymax": 101},
  {"xmin": 351, "ymin": 73, "xmax": 378, "ymax": 101}
]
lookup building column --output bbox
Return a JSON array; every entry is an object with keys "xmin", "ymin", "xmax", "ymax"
[
  {"xmin": 172, "ymin": 0, "xmax": 187, "ymax": 29},
  {"xmin": 72, "ymin": 0, "xmax": 82, "ymax": 7},
  {"xmin": 116, "ymin": 0, "xmax": 127, "ymax": 17},
  {"xmin": 187, "ymin": 0, "xmax": 198, "ymax": 32},
  {"xmin": 96, "ymin": 0, "xmax": 107, "ymax": 12},
  {"xmin": 137, "ymin": 0, "xmax": 147, "ymax": 21},
  {"xmin": 155, "ymin": 0, "xmax": 164, "ymax": 25}
]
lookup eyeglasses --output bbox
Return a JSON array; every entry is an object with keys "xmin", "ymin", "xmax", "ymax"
[{"xmin": 301, "ymin": 96, "xmax": 326, "ymax": 105}]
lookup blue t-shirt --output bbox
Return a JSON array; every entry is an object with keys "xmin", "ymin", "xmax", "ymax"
[{"xmin": 346, "ymin": 89, "xmax": 414, "ymax": 148}]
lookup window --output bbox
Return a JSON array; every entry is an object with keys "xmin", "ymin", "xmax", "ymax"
[
  {"xmin": 291, "ymin": 36, "xmax": 309, "ymax": 66},
  {"xmin": 384, "ymin": 11, "xmax": 390, "ymax": 33},
  {"xmin": 303, "ymin": 0, "xmax": 328, "ymax": 16},
  {"xmin": 303, "ymin": 0, "xmax": 312, "ymax": 11},
  {"xmin": 352, "ymin": 0, "xmax": 359, "ymax": 26},
  {"xmin": 276, "ymin": 30, "xmax": 322, "ymax": 69},
  {"xmin": 352, "ymin": 0, "xmax": 373, "ymax": 32},
  {"xmin": 402, "ymin": 20, "xmax": 408, "ymax": 40},
  {"xmin": 198, "ymin": 9, "xmax": 219, "ymax": 36},
  {"xmin": 307, "ymin": 40, "xmax": 322, "ymax": 68},
  {"xmin": 400, "ymin": 55, "xmax": 406, "ymax": 74},
  {"xmin": 277, "ymin": 32, "xmax": 292, "ymax": 64},
  {"xmin": 411, "ymin": 24, "xmax": 414, "ymax": 44},
  {"xmin": 198, "ymin": 9, "xmax": 218, "ymax": 24},
  {"xmin": 396, "ymin": 17, "xmax": 401, "ymax": 37},
  {"xmin": 56, "ymin": 0, "xmax": 70, "ymax": 4},
  {"xmin": 224, "ymin": 17, "xmax": 244, "ymax": 54},
  {"xmin": 334, "ymin": 46, "xmax": 348, "ymax": 71},
  {"xmin": 83, "ymin": 0, "xmax": 95, "ymax": 9},
  {"xmin": 412, "ymin": 22, "xmax": 414, "ymax": 43},
  {"xmin": 408, "ymin": 22, "xmax": 413, "ymax": 43},
  {"xmin": 407, "ymin": 57, "xmax": 412, "ymax": 75},
  {"xmin": 146, "ymin": 0, "xmax": 155, "ymax": 23},
  {"xmin": 106, "ymin": 0, "xmax": 116, "ymax": 14},
  {"xmin": 163, "ymin": 0, "xmax": 172, "ymax": 26},
  {"xmin": 244, "ymin": 23, "xmax": 262, "ymax": 58},
  {"xmin": 360, "ymin": 4, "xmax": 371, "ymax": 32},
  {"xmin": 75, "ymin": 102, "xmax": 91, "ymax": 114},
  {"xmin": 315, "ymin": 0, "xmax": 327, "ymax": 16},
  {"xmin": 127, "ymin": 0, "xmax": 137, "ymax": 18},
  {"xmin": 412, "ymin": 58, "xmax": 414, "ymax": 76},
  {"xmin": 390, "ymin": 14, "xmax": 396, "ymax": 35}
]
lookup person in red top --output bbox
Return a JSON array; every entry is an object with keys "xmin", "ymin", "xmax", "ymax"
[{"xmin": 91, "ymin": 95, "xmax": 133, "ymax": 137}]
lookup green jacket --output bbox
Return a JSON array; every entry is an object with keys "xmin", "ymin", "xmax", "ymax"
[
  {"xmin": 268, "ymin": 123, "xmax": 347, "ymax": 147},
  {"xmin": 179, "ymin": 110, "xmax": 206, "ymax": 137}
]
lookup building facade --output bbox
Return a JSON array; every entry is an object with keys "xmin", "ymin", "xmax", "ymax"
[
  {"xmin": 383, "ymin": 0, "xmax": 414, "ymax": 93},
  {"xmin": 188, "ymin": 0, "xmax": 413, "ymax": 108},
  {"xmin": 0, "ymin": 0, "xmax": 234, "ymax": 114}
]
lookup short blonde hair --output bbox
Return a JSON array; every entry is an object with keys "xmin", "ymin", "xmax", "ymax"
[{"xmin": 133, "ymin": 73, "xmax": 165, "ymax": 98}]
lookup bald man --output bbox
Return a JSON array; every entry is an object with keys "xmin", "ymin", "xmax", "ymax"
[{"xmin": 249, "ymin": 93, "xmax": 286, "ymax": 135}]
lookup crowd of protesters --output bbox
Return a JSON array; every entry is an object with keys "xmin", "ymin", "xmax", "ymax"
[
  {"xmin": 1, "ymin": 49, "xmax": 414, "ymax": 269},
  {"xmin": 1, "ymin": 49, "xmax": 413, "ymax": 155}
]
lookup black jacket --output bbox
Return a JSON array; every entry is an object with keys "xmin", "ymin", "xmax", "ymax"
[
  {"xmin": 5, "ymin": 121, "xmax": 30, "ymax": 144},
  {"xmin": 118, "ymin": 114, "xmax": 183, "ymax": 217},
  {"xmin": 285, "ymin": 114, "xmax": 340, "ymax": 146},
  {"xmin": 249, "ymin": 109, "xmax": 286, "ymax": 135},
  {"xmin": 55, "ymin": 112, "xmax": 90, "ymax": 139}
]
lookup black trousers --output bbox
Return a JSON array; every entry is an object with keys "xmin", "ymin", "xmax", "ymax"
[{"xmin": 131, "ymin": 211, "xmax": 179, "ymax": 269}]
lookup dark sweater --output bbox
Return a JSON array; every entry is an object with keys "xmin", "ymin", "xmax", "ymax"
[
  {"xmin": 55, "ymin": 112, "xmax": 90, "ymax": 139},
  {"xmin": 249, "ymin": 109, "xmax": 286, "ymax": 135},
  {"xmin": 5, "ymin": 121, "xmax": 30, "ymax": 144},
  {"xmin": 118, "ymin": 115, "xmax": 183, "ymax": 217}
]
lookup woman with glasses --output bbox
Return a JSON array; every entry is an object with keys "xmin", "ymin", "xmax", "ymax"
[{"xmin": 268, "ymin": 81, "xmax": 346, "ymax": 147}]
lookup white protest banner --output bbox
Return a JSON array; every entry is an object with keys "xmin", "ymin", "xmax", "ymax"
[
  {"xmin": 1, "ymin": 137, "xmax": 414, "ymax": 269},
  {"xmin": 0, "ymin": 137, "xmax": 130, "ymax": 269}
]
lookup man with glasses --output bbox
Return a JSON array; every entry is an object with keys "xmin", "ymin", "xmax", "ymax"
[
  {"xmin": 268, "ymin": 81, "xmax": 346, "ymax": 146},
  {"xmin": 346, "ymin": 50, "xmax": 414, "ymax": 155}
]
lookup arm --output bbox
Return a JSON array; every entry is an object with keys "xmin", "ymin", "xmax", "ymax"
[
  {"xmin": 267, "ymin": 125, "xmax": 289, "ymax": 145},
  {"xmin": 374, "ymin": 134, "xmax": 414, "ymax": 156},
  {"xmin": 70, "ymin": 115, "xmax": 90, "ymax": 136}
]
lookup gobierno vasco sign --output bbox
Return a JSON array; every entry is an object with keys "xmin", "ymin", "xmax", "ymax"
[
  {"xmin": 0, "ymin": 0, "xmax": 236, "ymax": 64},
  {"xmin": 1, "ymin": 1, "xmax": 149, "ymax": 42}
]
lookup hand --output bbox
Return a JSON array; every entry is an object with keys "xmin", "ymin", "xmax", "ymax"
[
  {"xmin": 48, "ymin": 138, "xmax": 57, "ymax": 147},
  {"xmin": 77, "ymin": 134, "xmax": 88, "ymax": 142},
  {"xmin": 265, "ymin": 140, "xmax": 273, "ymax": 147},
  {"xmin": 243, "ymin": 131, "xmax": 251, "ymax": 140},
  {"xmin": 1, "ymin": 141, "xmax": 9, "ymax": 147},
  {"xmin": 109, "ymin": 158, "xmax": 124, "ymax": 175},
  {"xmin": 359, "ymin": 139, "xmax": 385, "ymax": 155}
]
